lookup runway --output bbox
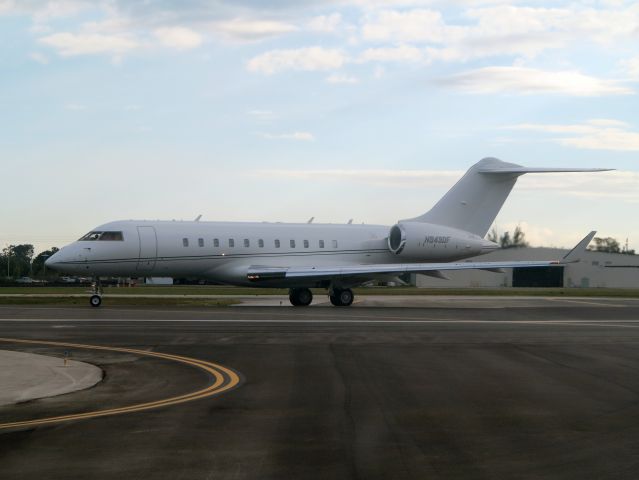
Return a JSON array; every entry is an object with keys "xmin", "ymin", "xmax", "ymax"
[{"xmin": 1, "ymin": 298, "xmax": 639, "ymax": 479}]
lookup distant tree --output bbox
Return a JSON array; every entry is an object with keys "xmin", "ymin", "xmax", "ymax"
[
  {"xmin": 591, "ymin": 236, "xmax": 635, "ymax": 255},
  {"xmin": 32, "ymin": 247, "xmax": 60, "ymax": 277},
  {"xmin": 487, "ymin": 226, "xmax": 529, "ymax": 249},
  {"xmin": 1, "ymin": 244, "xmax": 34, "ymax": 278},
  {"xmin": 592, "ymin": 237, "xmax": 621, "ymax": 253}
]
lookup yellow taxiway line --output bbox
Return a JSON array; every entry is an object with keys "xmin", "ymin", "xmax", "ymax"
[{"xmin": 0, "ymin": 337, "xmax": 241, "ymax": 430}]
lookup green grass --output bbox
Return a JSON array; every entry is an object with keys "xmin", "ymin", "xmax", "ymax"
[
  {"xmin": 1, "ymin": 285, "xmax": 638, "ymax": 298},
  {"xmin": 0, "ymin": 296, "xmax": 239, "ymax": 307}
]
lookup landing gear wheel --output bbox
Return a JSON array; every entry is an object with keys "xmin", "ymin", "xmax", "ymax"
[
  {"xmin": 89, "ymin": 295, "xmax": 102, "ymax": 307},
  {"xmin": 329, "ymin": 288, "xmax": 354, "ymax": 307},
  {"xmin": 289, "ymin": 288, "xmax": 313, "ymax": 307}
]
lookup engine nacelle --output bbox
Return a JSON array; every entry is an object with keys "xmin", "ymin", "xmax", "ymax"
[{"xmin": 387, "ymin": 222, "xmax": 492, "ymax": 261}]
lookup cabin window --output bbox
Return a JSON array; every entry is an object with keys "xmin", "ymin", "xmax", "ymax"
[
  {"xmin": 183, "ymin": 238, "xmax": 189, "ymax": 247},
  {"xmin": 213, "ymin": 238, "xmax": 219, "ymax": 248},
  {"xmin": 274, "ymin": 239, "xmax": 280, "ymax": 248},
  {"xmin": 198, "ymin": 238, "xmax": 204, "ymax": 247},
  {"xmin": 244, "ymin": 238, "xmax": 250, "ymax": 248},
  {"xmin": 319, "ymin": 240, "xmax": 325, "ymax": 248},
  {"xmin": 258, "ymin": 239, "xmax": 264, "ymax": 248},
  {"xmin": 303, "ymin": 240, "xmax": 309, "ymax": 248},
  {"xmin": 290, "ymin": 239, "xmax": 296, "ymax": 248},
  {"xmin": 228, "ymin": 239, "xmax": 235, "ymax": 248},
  {"xmin": 332, "ymin": 240, "xmax": 338, "ymax": 248}
]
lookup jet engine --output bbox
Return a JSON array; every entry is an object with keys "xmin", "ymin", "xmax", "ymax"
[{"xmin": 387, "ymin": 222, "xmax": 490, "ymax": 261}]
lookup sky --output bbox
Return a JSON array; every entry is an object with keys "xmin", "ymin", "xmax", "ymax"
[{"xmin": 1, "ymin": 0, "xmax": 638, "ymax": 254}]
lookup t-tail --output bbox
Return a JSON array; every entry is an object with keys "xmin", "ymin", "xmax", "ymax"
[{"xmin": 403, "ymin": 157, "xmax": 611, "ymax": 237}]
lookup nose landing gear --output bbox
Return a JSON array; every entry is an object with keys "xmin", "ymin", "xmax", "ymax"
[{"xmin": 89, "ymin": 277, "xmax": 103, "ymax": 308}]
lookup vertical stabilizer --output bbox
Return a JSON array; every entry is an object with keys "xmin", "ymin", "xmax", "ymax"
[{"xmin": 403, "ymin": 158, "xmax": 610, "ymax": 237}]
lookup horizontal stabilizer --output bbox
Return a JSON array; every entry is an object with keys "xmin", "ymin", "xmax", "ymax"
[{"xmin": 478, "ymin": 167, "xmax": 612, "ymax": 174}]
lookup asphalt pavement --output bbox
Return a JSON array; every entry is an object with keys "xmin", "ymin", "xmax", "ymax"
[{"xmin": 1, "ymin": 298, "xmax": 639, "ymax": 479}]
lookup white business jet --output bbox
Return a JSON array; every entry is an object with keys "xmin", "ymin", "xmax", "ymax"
[{"xmin": 46, "ymin": 158, "xmax": 607, "ymax": 307}]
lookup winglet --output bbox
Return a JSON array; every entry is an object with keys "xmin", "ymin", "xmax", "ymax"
[{"xmin": 562, "ymin": 231, "xmax": 596, "ymax": 263}]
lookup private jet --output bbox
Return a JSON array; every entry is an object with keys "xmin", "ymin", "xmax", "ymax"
[{"xmin": 45, "ymin": 158, "xmax": 607, "ymax": 307}]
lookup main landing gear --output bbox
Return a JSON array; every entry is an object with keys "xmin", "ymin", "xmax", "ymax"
[
  {"xmin": 288, "ymin": 287, "xmax": 355, "ymax": 307},
  {"xmin": 289, "ymin": 288, "xmax": 313, "ymax": 307},
  {"xmin": 329, "ymin": 288, "xmax": 354, "ymax": 307},
  {"xmin": 90, "ymin": 277, "xmax": 103, "ymax": 308}
]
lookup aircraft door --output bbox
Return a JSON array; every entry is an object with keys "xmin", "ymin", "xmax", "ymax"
[{"xmin": 137, "ymin": 226, "xmax": 157, "ymax": 271}]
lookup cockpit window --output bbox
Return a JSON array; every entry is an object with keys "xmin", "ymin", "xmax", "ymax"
[
  {"xmin": 79, "ymin": 231, "xmax": 123, "ymax": 241},
  {"xmin": 79, "ymin": 231, "xmax": 102, "ymax": 241},
  {"xmin": 100, "ymin": 231, "xmax": 124, "ymax": 241}
]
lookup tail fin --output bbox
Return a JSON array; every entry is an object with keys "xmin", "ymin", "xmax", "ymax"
[{"xmin": 404, "ymin": 157, "xmax": 611, "ymax": 237}]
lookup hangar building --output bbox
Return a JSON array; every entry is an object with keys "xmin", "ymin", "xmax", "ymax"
[{"xmin": 415, "ymin": 248, "xmax": 639, "ymax": 288}]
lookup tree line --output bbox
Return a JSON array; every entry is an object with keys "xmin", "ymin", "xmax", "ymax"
[
  {"xmin": 486, "ymin": 228, "xmax": 635, "ymax": 254},
  {"xmin": 0, "ymin": 245, "xmax": 59, "ymax": 279}
]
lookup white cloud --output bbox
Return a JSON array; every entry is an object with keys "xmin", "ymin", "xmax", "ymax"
[
  {"xmin": 308, "ymin": 13, "xmax": 342, "ymax": 33},
  {"xmin": 247, "ymin": 47, "xmax": 347, "ymax": 75},
  {"xmin": 213, "ymin": 18, "xmax": 297, "ymax": 41},
  {"xmin": 362, "ymin": 9, "xmax": 447, "ymax": 43},
  {"xmin": 505, "ymin": 119, "xmax": 639, "ymax": 152},
  {"xmin": 326, "ymin": 73, "xmax": 359, "ymax": 84},
  {"xmin": 154, "ymin": 26, "xmax": 202, "ymax": 50},
  {"xmin": 29, "ymin": 51, "xmax": 49, "ymax": 64},
  {"xmin": 39, "ymin": 32, "xmax": 139, "ymax": 56},
  {"xmin": 360, "ymin": 4, "xmax": 639, "ymax": 62},
  {"xmin": 259, "ymin": 132, "xmax": 315, "ymax": 141},
  {"xmin": 359, "ymin": 44, "xmax": 424, "ymax": 63},
  {"xmin": 620, "ymin": 55, "xmax": 639, "ymax": 79},
  {"xmin": 442, "ymin": 67, "xmax": 633, "ymax": 96}
]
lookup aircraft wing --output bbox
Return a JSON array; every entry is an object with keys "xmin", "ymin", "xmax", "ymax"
[
  {"xmin": 247, "ymin": 231, "xmax": 596, "ymax": 284},
  {"xmin": 247, "ymin": 260, "xmax": 561, "ymax": 282}
]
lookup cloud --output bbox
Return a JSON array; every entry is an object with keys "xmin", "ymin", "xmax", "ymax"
[
  {"xmin": 39, "ymin": 32, "xmax": 139, "ymax": 56},
  {"xmin": 360, "ymin": 4, "xmax": 639, "ymax": 62},
  {"xmin": 259, "ymin": 132, "xmax": 315, "ymax": 141},
  {"xmin": 212, "ymin": 18, "xmax": 297, "ymax": 41},
  {"xmin": 441, "ymin": 67, "xmax": 634, "ymax": 96},
  {"xmin": 326, "ymin": 73, "xmax": 359, "ymax": 84},
  {"xmin": 359, "ymin": 44, "xmax": 424, "ymax": 63},
  {"xmin": 153, "ymin": 26, "xmax": 203, "ymax": 50},
  {"xmin": 505, "ymin": 119, "xmax": 639, "ymax": 152},
  {"xmin": 620, "ymin": 55, "xmax": 639, "ymax": 79},
  {"xmin": 247, "ymin": 47, "xmax": 347, "ymax": 74},
  {"xmin": 308, "ymin": 13, "xmax": 342, "ymax": 33},
  {"xmin": 362, "ymin": 9, "xmax": 447, "ymax": 43},
  {"xmin": 29, "ymin": 51, "xmax": 49, "ymax": 64}
]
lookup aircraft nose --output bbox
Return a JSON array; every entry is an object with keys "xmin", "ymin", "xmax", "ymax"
[{"xmin": 45, "ymin": 251, "xmax": 61, "ymax": 270}]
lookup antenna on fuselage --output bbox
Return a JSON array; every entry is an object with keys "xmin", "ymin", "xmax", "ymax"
[{"xmin": 194, "ymin": 214, "xmax": 202, "ymax": 222}]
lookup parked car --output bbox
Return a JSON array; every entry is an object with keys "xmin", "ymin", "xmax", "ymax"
[{"xmin": 15, "ymin": 277, "xmax": 34, "ymax": 284}]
